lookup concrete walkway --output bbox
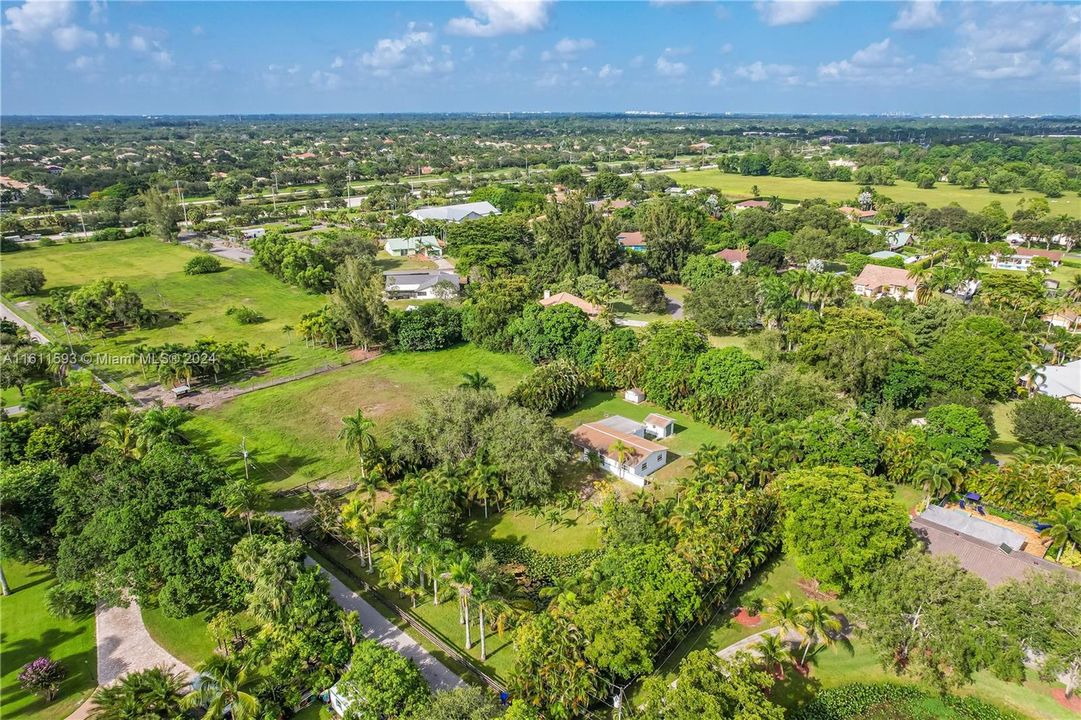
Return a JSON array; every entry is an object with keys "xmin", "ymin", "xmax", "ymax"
[
  {"xmin": 305, "ymin": 557, "xmax": 465, "ymax": 692},
  {"xmin": 96, "ymin": 600, "xmax": 195, "ymax": 686}
]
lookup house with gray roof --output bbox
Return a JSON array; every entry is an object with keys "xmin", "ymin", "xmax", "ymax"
[
  {"xmin": 407, "ymin": 201, "xmax": 500, "ymax": 223},
  {"xmin": 383, "ymin": 235, "xmax": 442, "ymax": 258},
  {"xmin": 383, "ymin": 270, "xmax": 460, "ymax": 300}
]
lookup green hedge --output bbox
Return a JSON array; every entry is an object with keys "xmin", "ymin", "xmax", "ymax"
[{"xmin": 792, "ymin": 683, "xmax": 1023, "ymax": 720}]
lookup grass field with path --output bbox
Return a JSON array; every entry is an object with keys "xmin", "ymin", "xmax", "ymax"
[
  {"xmin": 0, "ymin": 562, "xmax": 97, "ymax": 720},
  {"xmin": 0, "ymin": 237, "xmax": 341, "ymax": 390},
  {"xmin": 185, "ymin": 345, "xmax": 533, "ymax": 490},
  {"xmin": 670, "ymin": 169, "xmax": 1081, "ymax": 218},
  {"xmin": 139, "ymin": 607, "xmax": 218, "ymax": 668}
]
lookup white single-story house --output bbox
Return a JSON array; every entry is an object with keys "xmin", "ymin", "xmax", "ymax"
[
  {"xmin": 383, "ymin": 235, "xmax": 442, "ymax": 258},
  {"xmin": 886, "ymin": 230, "xmax": 913, "ymax": 250},
  {"xmin": 644, "ymin": 413, "xmax": 675, "ymax": 439},
  {"xmin": 624, "ymin": 388, "xmax": 646, "ymax": 404},
  {"xmin": 571, "ymin": 416, "xmax": 669, "ymax": 486},
  {"xmin": 853, "ymin": 264, "xmax": 917, "ymax": 301},
  {"xmin": 733, "ymin": 199, "xmax": 770, "ymax": 211},
  {"xmin": 407, "ymin": 201, "xmax": 500, "ymax": 223},
  {"xmin": 990, "ymin": 247, "xmax": 1064, "ymax": 271},
  {"xmin": 383, "ymin": 270, "xmax": 461, "ymax": 300},
  {"xmin": 1039, "ymin": 359, "xmax": 1081, "ymax": 412},
  {"xmin": 1042, "ymin": 309, "xmax": 1081, "ymax": 334},
  {"xmin": 839, "ymin": 206, "xmax": 877, "ymax": 223},
  {"xmin": 241, "ymin": 227, "xmax": 266, "ymax": 240}
]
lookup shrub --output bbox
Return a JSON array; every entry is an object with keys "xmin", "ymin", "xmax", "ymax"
[
  {"xmin": 90, "ymin": 227, "xmax": 126, "ymax": 242},
  {"xmin": 18, "ymin": 657, "xmax": 67, "ymax": 702},
  {"xmin": 393, "ymin": 303, "xmax": 462, "ymax": 351},
  {"xmin": 747, "ymin": 241, "xmax": 786, "ymax": 269},
  {"xmin": 510, "ymin": 359, "xmax": 588, "ymax": 415},
  {"xmin": 44, "ymin": 582, "xmax": 93, "ymax": 619},
  {"xmin": 184, "ymin": 254, "xmax": 223, "ymax": 275},
  {"xmin": 1011, "ymin": 394, "xmax": 1081, "ymax": 447},
  {"xmin": 792, "ymin": 683, "xmax": 1020, "ymax": 720},
  {"xmin": 628, "ymin": 278, "xmax": 668, "ymax": 313},
  {"xmin": 925, "ymin": 403, "xmax": 991, "ymax": 466},
  {"xmin": 225, "ymin": 304, "xmax": 264, "ymax": 324},
  {"xmin": 1, "ymin": 267, "xmax": 46, "ymax": 296}
]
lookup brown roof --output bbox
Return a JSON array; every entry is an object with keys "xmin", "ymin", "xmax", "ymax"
[
  {"xmin": 644, "ymin": 413, "xmax": 674, "ymax": 427},
  {"xmin": 591, "ymin": 199, "xmax": 632, "ymax": 210},
  {"xmin": 715, "ymin": 248, "xmax": 749, "ymax": 263},
  {"xmin": 853, "ymin": 264, "xmax": 917, "ymax": 291},
  {"xmin": 539, "ymin": 292, "xmax": 602, "ymax": 316},
  {"xmin": 1016, "ymin": 247, "xmax": 1064, "ymax": 261},
  {"xmin": 735, "ymin": 199, "xmax": 770, "ymax": 209},
  {"xmin": 912, "ymin": 517, "xmax": 1081, "ymax": 587},
  {"xmin": 617, "ymin": 231, "xmax": 645, "ymax": 247},
  {"xmin": 840, "ymin": 205, "xmax": 877, "ymax": 218},
  {"xmin": 571, "ymin": 421, "xmax": 666, "ymax": 465}
]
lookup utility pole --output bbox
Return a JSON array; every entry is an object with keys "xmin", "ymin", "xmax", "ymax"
[
  {"xmin": 175, "ymin": 180, "xmax": 188, "ymax": 224},
  {"xmin": 272, "ymin": 171, "xmax": 279, "ymax": 213}
]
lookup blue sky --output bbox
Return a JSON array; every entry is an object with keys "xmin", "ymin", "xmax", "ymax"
[{"xmin": 2, "ymin": 1, "xmax": 1079, "ymax": 116}]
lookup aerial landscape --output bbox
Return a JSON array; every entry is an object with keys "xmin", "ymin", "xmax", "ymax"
[{"xmin": 2, "ymin": 1, "xmax": 1081, "ymax": 719}]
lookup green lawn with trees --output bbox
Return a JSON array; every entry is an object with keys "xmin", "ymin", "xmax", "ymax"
[
  {"xmin": 0, "ymin": 237, "xmax": 340, "ymax": 389},
  {"xmin": 672, "ymin": 169, "xmax": 1081, "ymax": 217},
  {"xmin": 185, "ymin": 346, "xmax": 533, "ymax": 490},
  {"xmin": 0, "ymin": 562, "xmax": 97, "ymax": 720},
  {"xmin": 139, "ymin": 606, "xmax": 219, "ymax": 667}
]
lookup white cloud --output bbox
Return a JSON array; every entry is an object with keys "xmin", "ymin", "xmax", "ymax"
[
  {"xmin": 709, "ymin": 68, "xmax": 724, "ymax": 86},
  {"xmin": 818, "ymin": 38, "xmax": 903, "ymax": 81},
  {"xmin": 541, "ymin": 37, "xmax": 594, "ymax": 61},
  {"xmin": 52, "ymin": 24, "xmax": 96, "ymax": 51},
  {"xmin": 597, "ymin": 63, "xmax": 622, "ymax": 81},
  {"xmin": 68, "ymin": 53, "xmax": 102, "ymax": 72},
  {"xmin": 129, "ymin": 34, "xmax": 148, "ymax": 51},
  {"xmin": 310, "ymin": 70, "xmax": 341, "ymax": 91},
  {"xmin": 360, "ymin": 24, "xmax": 451, "ymax": 76},
  {"xmin": 851, "ymin": 37, "xmax": 893, "ymax": 66},
  {"xmin": 3, "ymin": 0, "xmax": 73, "ymax": 40},
  {"xmin": 892, "ymin": 1, "xmax": 942, "ymax": 30},
  {"xmin": 507, "ymin": 45, "xmax": 525, "ymax": 62},
  {"xmin": 734, "ymin": 60, "xmax": 799, "ymax": 84},
  {"xmin": 331, "ymin": 56, "xmax": 344, "ymax": 69},
  {"xmin": 150, "ymin": 50, "xmax": 173, "ymax": 68},
  {"xmin": 656, "ymin": 53, "xmax": 687, "ymax": 77},
  {"xmin": 128, "ymin": 31, "xmax": 175, "ymax": 68},
  {"xmin": 754, "ymin": 0, "xmax": 837, "ymax": 26},
  {"xmin": 104, "ymin": 31, "xmax": 119, "ymax": 48},
  {"xmin": 446, "ymin": 0, "xmax": 551, "ymax": 37}
]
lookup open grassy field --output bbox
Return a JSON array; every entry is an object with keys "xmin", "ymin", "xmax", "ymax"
[
  {"xmin": 463, "ymin": 508, "xmax": 602, "ymax": 556},
  {"xmin": 0, "ymin": 237, "xmax": 341, "ymax": 390},
  {"xmin": 140, "ymin": 607, "xmax": 218, "ymax": 668},
  {"xmin": 0, "ymin": 562, "xmax": 97, "ymax": 720},
  {"xmin": 185, "ymin": 345, "xmax": 533, "ymax": 490},
  {"xmin": 670, "ymin": 169, "xmax": 1081, "ymax": 218}
]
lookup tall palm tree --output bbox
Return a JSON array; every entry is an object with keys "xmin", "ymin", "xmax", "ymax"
[
  {"xmin": 797, "ymin": 601, "xmax": 842, "ymax": 666},
  {"xmin": 219, "ymin": 476, "xmax": 267, "ymax": 537},
  {"xmin": 448, "ymin": 553, "xmax": 478, "ymax": 649},
  {"xmin": 100, "ymin": 407, "xmax": 142, "ymax": 459},
  {"xmin": 340, "ymin": 493, "xmax": 378, "ymax": 571},
  {"xmin": 812, "ymin": 272, "xmax": 852, "ymax": 314},
  {"xmin": 907, "ymin": 266, "xmax": 933, "ymax": 305},
  {"xmin": 181, "ymin": 656, "xmax": 260, "ymax": 720},
  {"xmin": 339, "ymin": 409, "xmax": 377, "ymax": 479},
  {"xmin": 137, "ymin": 405, "xmax": 189, "ymax": 452},
  {"xmin": 609, "ymin": 439, "xmax": 632, "ymax": 481},
  {"xmin": 378, "ymin": 548, "xmax": 411, "ymax": 598},
  {"xmin": 766, "ymin": 593, "xmax": 802, "ymax": 638},
  {"xmin": 914, "ymin": 451, "xmax": 965, "ymax": 503},
  {"xmin": 1066, "ymin": 273, "xmax": 1081, "ymax": 302},
  {"xmin": 459, "ymin": 371, "xmax": 494, "ymax": 391},
  {"xmin": 91, "ymin": 666, "xmax": 186, "ymax": 720},
  {"xmin": 756, "ymin": 632, "xmax": 788, "ymax": 680}
]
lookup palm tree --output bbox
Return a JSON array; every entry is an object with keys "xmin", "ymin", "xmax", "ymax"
[
  {"xmin": 340, "ymin": 493, "xmax": 377, "ymax": 571},
  {"xmin": 137, "ymin": 405, "xmax": 188, "ymax": 452},
  {"xmin": 181, "ymin": 656, "xmax": 259, "ymax": 720},
  {"xmin": 786, "ymin": 269, "xmax": 817, "ymax": 305},
  {"xmin": 756, "ymin": 632, "xmax": 788, "ymax": 680},
  {"xmin": 915, "ymin": 451, "xmax": 965, "ymax": 503},
  {"xmin": 378, "ymin": 548, "xmax": 411, "ymax": 598},
  {"xmin": 812, "ymin": 272, "xmax": 851, "ymax": 314},
  {"xmin": 100, "ymin": 407, "xmax": 142, "ymax": 459},
  {"xmin": 91, "ymin": 666, "xmax": 186, "ymax": 720},
  {"xmin": 459, "ymin": 371, "xmax": 494, "ymax": 391},
  {"xmin": 448, "ymin": 553, "xmax": 478, "ymax": 649},
  {"xmin": 219, "ymin": 476, "xmax": 267, "ymax": 536},
  {"xmin": 1042, "ymin": 506, "xmax": 1081, "ymax": 562},
  {"xmin": 1066, "ymin": 273, "xmax": 1081, "ymax": 302},
  {"xmin": 609, "ymin": 439, "xmax": 632, "ymax": 481},
  {"xmin": 796, "ymin": 601, "xmax": 842, "ymax": 666},
  {"xmin": 339, "ymin": 409, "xmax": 377, "ymax": 479},
  {"xmin": 766, "ymin": 593, "xmax": 802, "ymax": 638}
]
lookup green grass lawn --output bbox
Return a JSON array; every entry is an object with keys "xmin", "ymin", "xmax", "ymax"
[
  {"xmin": 292, "ymin": 703, "xmax": 334, "ymax": 720},
  {"xmin": 611, "ymin": 283, "xmax": 689, "ymax": 323},
  {"xmin": 185, "ymin": 345, "xmax": 533, "ymax": 490},
  {"xmin": 991, "ymin": 401, "xmax": 1022, "ymax": 463},
  {"xmin": 2, "ymin": 386, "xmax": 23, "ymax": 407},
  {"xmin": 375, "ymin": 250, "xmax": 437, "ymax": 273},
  {"xmin": 139, "ymin": 606, "xmax": 218, "ymax": 668},
  {"xmin": 0, "ymin": 237, "xmax": 341, "ymax": 390},
  {"xmin": 462, "ymin": 509, "xmax": 602, "ymax": 556},
  {"xmin": 670, "ymin": 169, "xmax": 1081, "ymax": 218},
  {"xmin": 0, "ymin": 561, "xmax": 97, "ymax": 720}
]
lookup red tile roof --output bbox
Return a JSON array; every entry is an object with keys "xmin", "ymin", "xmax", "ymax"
[
  {"xmin": 571, "ymin": 421, "xmax": 666, "ymax": 465},
  {"xmin": 854, "ymin": 264, "xmax": 917, "ymax": 291},
  {"xmin": 617, "ymin": 231, "xmax": 645, "ymax": 247},
  {"xmin": 715, "ymin": 248, "xmax": 749, "ymax": 263},
  {"xmin": 1016, "ymin": 247, "xmax": 1064, "ymax": 261},
  {"xmin": 735, "ymin": 199, "xmax": 770, "ymax": 209}
]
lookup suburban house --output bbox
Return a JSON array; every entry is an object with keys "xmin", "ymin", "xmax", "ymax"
[
  {"xmin": 714, "ymin": 248, "xmax": 749, "ymax": 272},
  {"xmin": 624, "ymin": 388, "xmax": 646, "ymax": 404},
  {"xmin": 734, "ymin": 199, "xmax": 771, "ymax": 211},
  {"xmin": 1039, "ymin": 359, "xmax": 1081, "ymax": 412},
  {"xmin": 383, "ymin": 235, "xmax": 442, "ymax": 258},
  {"xmin": 240, "ymin": 227, "xmax": 266, "ymax": 241},
  {"xmin": 617, "ymin": 231, "xmax": 647, "ymax": 252},
  {"xmin": 868, "ymin": 250, "xmax": 904, "ymax": 262},
  {"xmin": 853, "ymin": 264, "xmax": 917, "ymax": 301},
  {"xmin": 839, "ymin": 206, "xmax": 878, "ymax": 223},
  {"xmin": 990, "ymin": 247, "xmax": 1064, "ymax": 271},
  {"xmin": 886, "ymin": 229, "xmax": 913, "ymax": 250},
  {"xmin": 383, "ymin": 270, "xmax": 461, "ymax": 300},
  {"xmin": 540, "ymin": 291, "xmax": 602, "ymax": 316},
  {"xmin": 407, "ymin": 201, "xmax": 500, "ymax": 223},
  {"xmin": 571, "ymin": 416, "xmax": 670, "ymax": 486},
  {"xmin": 1043, "ymin": 309, "xmax": 1081, "ymax": 334}
]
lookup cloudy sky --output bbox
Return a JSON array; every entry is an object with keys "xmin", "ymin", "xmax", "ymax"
[{"xmin": 2, "ymin": 0, "xmax": 1079, "ymax": 116}]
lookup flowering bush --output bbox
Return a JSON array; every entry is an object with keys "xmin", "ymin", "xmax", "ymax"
[{"xmin": 18, "ymin": 657, "xmax": 67, "ymax": 701}]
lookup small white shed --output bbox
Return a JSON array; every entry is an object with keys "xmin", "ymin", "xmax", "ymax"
[
  {"xmin": 624, "ymin": 388, "xmax": 645, "ymax": 404},
  {"xmin": 644, "ymin": 413, "xmax": 675, "ymax": 439}
]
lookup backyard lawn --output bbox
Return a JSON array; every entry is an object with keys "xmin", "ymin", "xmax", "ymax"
[
  {"xmin": 463, "ymin": 508, "xmax": 602, "ymax": 556},
  {"xmin": 991, "ymin": 401, "xmax": 1022, "ymax": 463},
  {"xmin": 0, "ymin": 562, "xmax": 97, "ymax": 720},
  {"xmin": 0, "ymin": 237, "xmax": 341, "ymax": 390},
  {"xmin": 670, "ymin": 169, "xmax": 1081, "ymax": 217},
  {"xmin": 185, "ymin": 345, "xmax": 533, "ymax": 490},
  {"xmin": 140, "ymin": 606, "xmax": 218, "ymax": 668}
]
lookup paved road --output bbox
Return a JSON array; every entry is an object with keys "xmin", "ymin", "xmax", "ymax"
[
  {"xmin": 305, "ymin": 557, "xmax": 465, "ymax": 692},
  {"xmin": 666, "ymin": 294, "xmax": 685, "ymax": 319},
  {"xmin": 1, "ymin": 301, "xmax": 49, "ymax": 343}
]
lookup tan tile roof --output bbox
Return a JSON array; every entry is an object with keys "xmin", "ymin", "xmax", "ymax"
[
  {"xmin": 735, "ymin": 200, "xmax": 770, "ymax": 209},
  {"xmin": 571, "ymin": 421, "xmax": 666, "ymax": 465},
  {"xmin": 715, "ymin": 248, "xmax": 749, "ymax": 263},
  {"xmin": 644, "ymin": 413, "xmax": 674, "ymax": 427},
  {"xmin": 539, "ymin": 292, "xmax": 602, "ymax": 316},
  {"xmin": 617, "ymin": 231, "xmax": 645, "ymax": 247},
  {"xmin": 854, "ymin": 264, "xmax": 916, "ymax": 291}
]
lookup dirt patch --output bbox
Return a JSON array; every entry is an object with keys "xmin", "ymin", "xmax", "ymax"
[
  {"xmin": 797, "ymin": 579, "xmax": 838, "ymax": 601},
  {"xmin": 1052, "ymin": 688, "xmax": 1081, "ymax": 712},
  {"xmin": 348, "ymin": 347, "xmax": 381, "ymax": 362},
  {"xmin": 732, "ymin": 608, "xmax": 763, "ymax": 627}
]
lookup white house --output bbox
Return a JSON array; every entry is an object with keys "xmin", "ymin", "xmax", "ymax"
[
  {"xmin": 407, "ymin": 201, "xmax": 500, "ymax": 223},
  {"xmin": 1042, "ymin": 309, "xmax": 1081, "ymax": 334},
  {"xmin": 240, "ymin": 227, "xmax": 266, "ymax": 240},
  {"xmin": 853, "ymin": 264, "xmax": 917, "ymax": 301},
  {"xmin": 1039, "ymin": 359, "xmax": 1081, "ymax": 412},
  {"xmin": 571, "ymin": 416, "xmax": 668, "ymax": 486},
  {"xmin": 383, "ymin": 235, "xmax": 442, "ymax": 257},
  {"xmin": 990, "ymin": 247, "xmax": 1064, "ymax": 271},
  {"xmin": 383, "ymin": 270, "xmax": 460, "ymax": 299},
  {"xmin": 644, "ymin": 413, "xmax": 675, "ymax": 439},
  {"xmin": 714, "ymin": 248, "xmax": 749, "ymax": 273}
]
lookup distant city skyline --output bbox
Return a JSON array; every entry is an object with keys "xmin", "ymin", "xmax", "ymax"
[{"xmin": 2, "ymin": 0, "xmax": 1079, "ymax": 116}]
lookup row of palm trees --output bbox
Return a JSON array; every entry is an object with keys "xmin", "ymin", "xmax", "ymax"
[{"xmin": 754, "ymin": 593, "xmax": 847, "ymax": 679}]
